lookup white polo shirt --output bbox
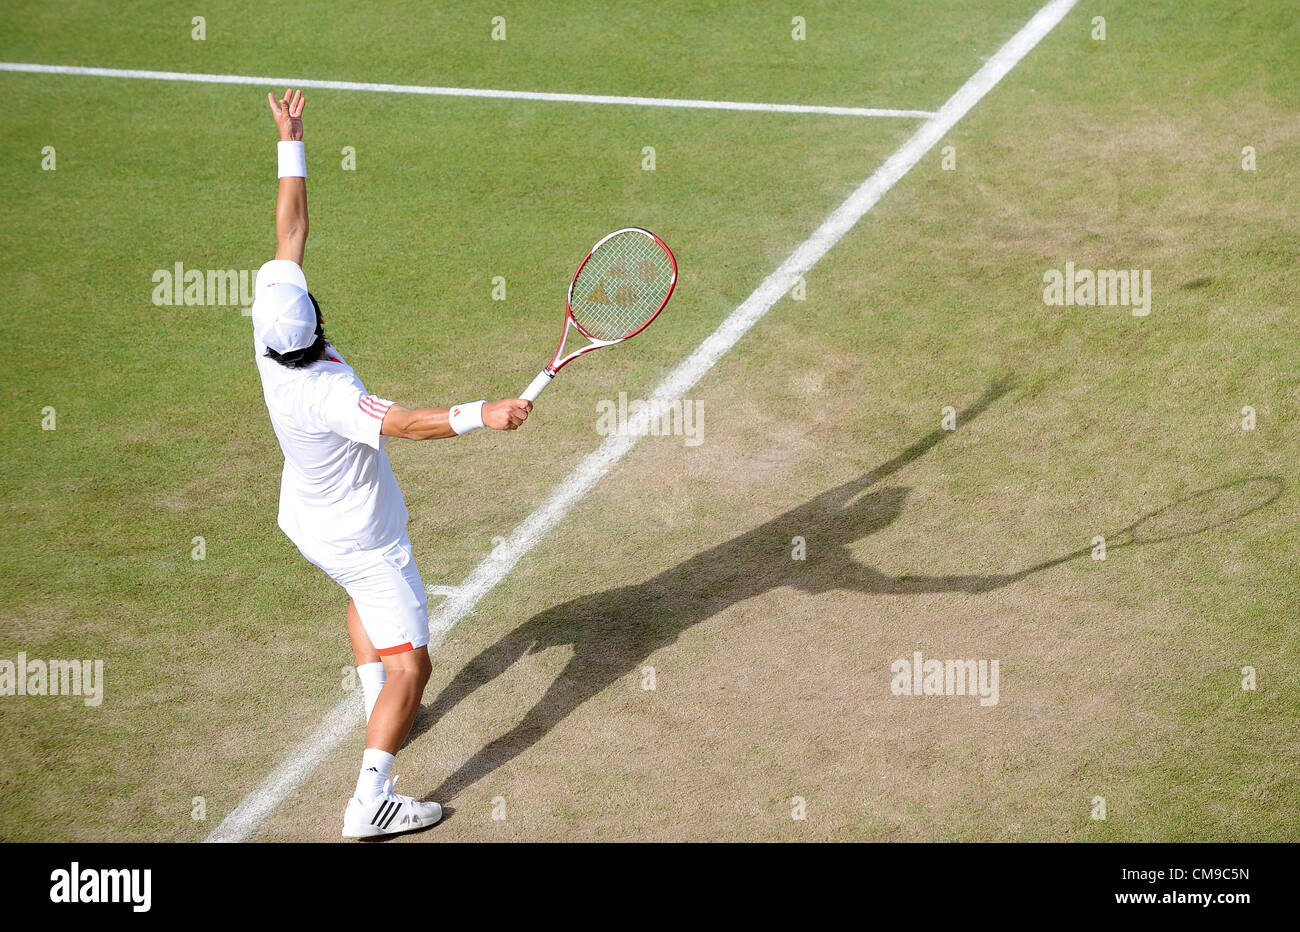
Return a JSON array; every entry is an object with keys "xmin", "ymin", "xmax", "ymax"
[{"xmin": 252, "ymin": 263, "xmax": 408, "ymax": 561}]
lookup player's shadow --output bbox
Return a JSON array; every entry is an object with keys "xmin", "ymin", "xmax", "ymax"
[
  {"xmin": 412, "ymin": 379, "xmax": 1279, "ymax": 803},
  {"xmin": 411, "ymin": 379, "xmax": 1014, "ymax": 801}
]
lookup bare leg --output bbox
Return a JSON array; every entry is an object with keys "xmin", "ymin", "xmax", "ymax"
[{"xmin": 366, "ymin": 646, "xmax": 431, "ymax": 753}]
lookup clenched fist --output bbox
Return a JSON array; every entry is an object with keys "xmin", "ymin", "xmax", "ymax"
[{"xmin": 483, "ymin": 398, "xmax": 532, "ymax": 430}]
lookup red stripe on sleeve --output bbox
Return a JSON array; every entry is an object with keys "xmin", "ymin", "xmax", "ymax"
[{"xmin": 358, "ymin": 396, "xmax": 392, "ymax": 420}]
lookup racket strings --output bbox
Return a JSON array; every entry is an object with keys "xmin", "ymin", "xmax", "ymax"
[{"xmin": 570, "ymin": 232, "xmax": 673, "ymax": 341}]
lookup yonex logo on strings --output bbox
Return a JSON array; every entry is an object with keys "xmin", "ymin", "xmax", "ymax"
[
  {"xmin": 586, "ymin": 280, "xmax": 637, "ymax": 307},
  {"xmin": 586, "ymin": 258, "xmax": 664, "ymax": 307}
]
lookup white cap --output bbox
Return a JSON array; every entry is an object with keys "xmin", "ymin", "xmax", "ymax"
[{"xmin": 252, "ymin": 259, "xmax": 317, "ymax": 353}]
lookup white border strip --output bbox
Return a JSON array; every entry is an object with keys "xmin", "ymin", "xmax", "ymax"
[
  {"xmin": 205, "ymin": 0, "xmax": 1077, "ymax": 843},
  {"xmin": 0, "ymin": 62, "xmax": 934, "ymax": 118}
]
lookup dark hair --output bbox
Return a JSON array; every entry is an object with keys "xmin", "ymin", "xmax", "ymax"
[{"xmin": 264, "ymin": 292, "xmax": 329, "ymax": 369}]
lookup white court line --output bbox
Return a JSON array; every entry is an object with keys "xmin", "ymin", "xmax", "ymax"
[
  {"xmin": 205, "ymin": 0, "xmax": 1078, "ymax": 842},
  {"xmin": 0, "ymin": 62, "xmax": 934, "ymax": 119}
]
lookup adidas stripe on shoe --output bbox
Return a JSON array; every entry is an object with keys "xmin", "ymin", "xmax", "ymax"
[{"xmin": 342, "ymin": 776, "xmax": 443, "ymax": 839}]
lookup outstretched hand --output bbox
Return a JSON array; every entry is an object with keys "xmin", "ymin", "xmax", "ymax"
[{"xmin": 267, "ymin": 87, "xmax": 305, "ymax": 141}]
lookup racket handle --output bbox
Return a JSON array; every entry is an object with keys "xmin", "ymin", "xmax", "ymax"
[{"xmin": 521, "ymin": 369, "xmax": 554, "ymax": 403}]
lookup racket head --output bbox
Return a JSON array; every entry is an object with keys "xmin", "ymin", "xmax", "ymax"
[
  {"xmin": 1120, "ymin": 476, "xmax": 1283, "ymax": 545},
  {"xmin": 566, "ymin": 227, "xmax": 676, "ymax": 343}
]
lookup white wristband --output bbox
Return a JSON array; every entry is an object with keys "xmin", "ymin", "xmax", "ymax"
[
  {"xmin": 448, "ymin": 400, "xmax": 486, "ymax": 435},
  {"xmin": 277, "ymin": 140, "xmax": 306, "ymax": 178}
]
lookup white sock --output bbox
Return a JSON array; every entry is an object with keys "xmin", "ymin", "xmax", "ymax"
[
  {"xmin": 357, "ymin": 661, "xmax": 386, "ymax": 722},
  {"xmin": 355, "ymin": 748, "xmax": 395, "ymax": 803}
]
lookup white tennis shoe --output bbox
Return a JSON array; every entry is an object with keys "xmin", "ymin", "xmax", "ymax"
[{"xmin": 342, "ymin": 776, "xmax": 443, "ymax": 839}]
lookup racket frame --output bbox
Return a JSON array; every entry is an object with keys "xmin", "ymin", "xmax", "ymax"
[{"xmin": 521, "ymin": 227, "xmax": 676, "ymax": 403}]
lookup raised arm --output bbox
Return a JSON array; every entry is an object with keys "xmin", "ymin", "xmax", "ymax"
[{"xmin": 267, "ymin": 88, "xmax": 308, "ymax": 265}]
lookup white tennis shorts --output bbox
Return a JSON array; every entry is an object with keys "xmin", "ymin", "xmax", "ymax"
[{"xmin": 299, "ymin": 533, "xmax": 430, "ymax": 655}]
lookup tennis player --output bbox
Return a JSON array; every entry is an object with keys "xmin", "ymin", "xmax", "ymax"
[{"xmin": 253, "ymin": 88, "xmax": 531, "ymax": 838}]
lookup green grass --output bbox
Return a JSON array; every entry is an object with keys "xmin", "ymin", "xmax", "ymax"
[{"xmin": 1, "ymin": 0, "xmax": 1297, "ymax": 841}]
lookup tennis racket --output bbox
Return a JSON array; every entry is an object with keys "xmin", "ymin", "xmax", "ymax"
[{"xmin": 520, "ymin": 227, "xmax": 677, "ymax": 403}]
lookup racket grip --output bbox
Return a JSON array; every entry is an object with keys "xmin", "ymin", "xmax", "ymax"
[{"xmin": 521, "ymin": 369, "xmax": 554, "ymax": 403}]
